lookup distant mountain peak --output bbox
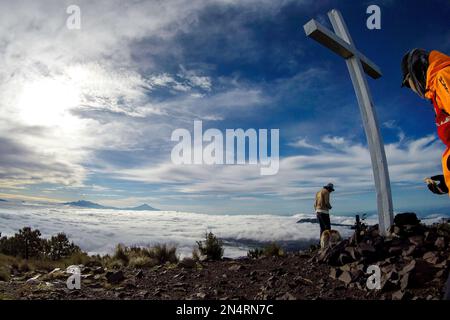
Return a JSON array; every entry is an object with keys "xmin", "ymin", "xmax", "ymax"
[
  {"xmin": 63, "ymin": 200, "xmax": 109, "ymax": 209},
  {"xmin": 63, "ymin": 200, "xmax": 159, "ymax": 211},
  {"xmin": 127, "ymin": 203, "xmax": 159, "ymax": 211}
]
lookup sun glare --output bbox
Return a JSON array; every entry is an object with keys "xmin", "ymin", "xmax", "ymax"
[{"xmin": 17, "ymin": 75, "xmax": 82, "ymax": 128}]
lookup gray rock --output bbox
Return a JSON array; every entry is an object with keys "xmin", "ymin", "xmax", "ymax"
[
  {"xmin": 399, "ymin": 260, "xmax": 416, "ymax": 276},
  {"xmin": 400, "ymin": 273, "xmax": 410, "ymax": 290},
  {"xmin": 423, "ymin": 252, "xmax": 439, "ymax": 264},
  {"xmin": 228, "ymin": 264, "xmax": 243, "ymax": 271},
  {"xmin": 338, "ymin": 271, "xmax": 352, "ymax": 285},
  {"xmin": 135, "ymin": 270, "xmax": 144, "ymax": 278},
  {"xmin": 344, "ymin": 247, "xmax": 359, "ymax": 260},
  {"xmin": 357, "ymin": 242, "xmax": 376, "ymax": 256},
  {"xmin": 434, "ymin": 237, "xmax": 446, "ymax": 249},
  {"xmin": 402, "ymin": 245, "xmax": 416, "ymax": 257},
  {"xmin": 196, "ymin": 292, "xmax": 207, "ymax": 299},
  {"xmin": 329, "ymin": 267, "xmax": 341, "ymax": 280},
  {"xmin": 392, "ymin": 290, "xmax": 405, "ymax": 300},
  {"xmin": 278, "ymin": 292, "xmax": 296, "ymax": 300},
  {"xmin": 408, "ymin": 236, "xmax": 424, "ymax": 247}
]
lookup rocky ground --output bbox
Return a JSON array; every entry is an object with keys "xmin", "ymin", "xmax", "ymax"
[
  {"xmin": 0, "ymin": 253, "xmax": 373, "ymax": 300},
  {"xmin": 0, "ymin": 214, "xmax": 449, "ymax": 300}
]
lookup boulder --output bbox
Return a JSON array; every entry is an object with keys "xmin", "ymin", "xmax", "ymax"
[
  {"xmin": 423, "ymin": 252, "xmax": 439, "ymax": 265},
  {"xmin": 338, "ymin": 253, "xmax": 354, "ymax": 265},
  {"xmin": 278, "ymin": 292, "xmax": 296, "ymax": 300},
  {"xmin": 424, "ymin": 231, "xmax": 438, "ymax": 244},
  {"xmin": 178, "ymin": 257, "xmax": 197, "ymax": 269},
  {"xmin": 392, "ymin": 290, "xmax": 406, "ymax": 300},
  {"xmin": 337, "ymin": 271, "xmax": 352, "ymax": 285},
  {"xmin": 400, "ymin": 273, "xmax": 410, "ymax": 290},
  {"xmin": 329, "ymin": 267, "xmax": 341, "ymax": 280},
  {"xmin": 357, "ymin": 242, "xmax": 376, "ymax": 256},
  {"xmin": 402, "ymin": 245, "xmax": 416, "ymax": 257},
  {"xmin": 26, "ymin": 275, "xmax": 41, "ymax": 285},
  {"xmin": 92, "ymin": 267, "xmax": 105, "ymax": 275},
  {"xmin": 106, "ymin": 270, "xmax": 125, "ymax": 284},
  {"xmin": 381, "ymin": 270, "xmax": 400, "ymax": 292},
  {"xmin": 408, "ymin": 235, "xmax": 424, "ymax": 247},
  {"xmin": 399, "ymin": 260, "xmax": 436, "ymax": 287},
  {"xmin": 135, "ymin": 270, "xmax": 144, "ymax": 278},
  {"xmin": 228, "ymin": 264, "xmax": 243, "ymax": 272},
  {"xmin": 388, "ymin": 246, "xmax": 403, "ymax": 255},
  {"xmin": 394, "ymin": 213, "xmax": 420, "ymax": 226},
  {"xmin": 317, "ymin": 240, "xmax": 349, "ymax": 265},
  {"xmin": 344, "ymin": 247, "xmax": 359, "ymax": 260},
  {"xmin": 399, "ymin": 260, "xmax": 416, "ymax": 276},
  {"xmin": 434, "ymin": 237, "xmax": 446, "ymax": 249}
]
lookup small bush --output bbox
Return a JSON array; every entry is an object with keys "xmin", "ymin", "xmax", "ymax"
[
  {"xmin": 29, "ymin": 259, "xmax": 56, "ymax": 272},
  {"xmin": 147, "ymin": 244, "xmax": 178, "ymax": 264},
  {"xmin": 196, "ymin": 232, "xmax": 224, "ymax": 261},
  {"xmin": 62, "ymin": 251, "xmax": 91, "ymax": 266},
  {"xmin": 0, "ymin": 266, "xmax": 10, "ymax": 282},
  {"xmin": 18, "ymin": 260, "xmax": 30, "ymax": 273},
  {"xmin": 129, "ymin": 256, "xmax": 158, "ymax": 268},
  {"xmin": 113, "ymin": 244, "xmax": 129, "ymax": 266},
  {"xmin": 106, "ymin": 258, "xmax": 124, "ymax": 270},
  {"xmin": 192, "ymin": 248, "xmax": 200, "ymax": 261},
  {"xmin": 263, "ymin": 242, "xmax": 284, "ymax": 257},
  {"xmin": 247, "ymin": 248, "xmax": 264, "ymax": 259}
]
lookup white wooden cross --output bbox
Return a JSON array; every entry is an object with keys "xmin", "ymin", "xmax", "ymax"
[{"xmin": 304, "ymin": 9, "xmax": 394, "ymax": 235}]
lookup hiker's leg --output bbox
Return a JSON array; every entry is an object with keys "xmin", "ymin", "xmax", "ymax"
[
  {"xmin": 323, "ymin": 213, "xmax": 331, "ymax": 231},
  {"xmin": 317, "ymin": 213, "xmax": 325, "ymax": 236}
]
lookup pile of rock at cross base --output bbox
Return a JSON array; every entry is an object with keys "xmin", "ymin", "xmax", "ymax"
[{"xmin": 315, "ymin": 212, "xmax": 450, "ymax": 300}]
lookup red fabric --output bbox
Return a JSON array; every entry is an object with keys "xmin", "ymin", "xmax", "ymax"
[{"xmin": 432, "ymin": 95, "xmax": 450, "ymax": 148}]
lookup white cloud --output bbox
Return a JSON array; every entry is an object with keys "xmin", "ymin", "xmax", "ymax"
[
  {"xmin": 288, "ymin": 138, "xmax": 320, "ymax": 149},
  {"xmin": 322, "ymin": 135, "xmax": 347, "ymax": 146},
  {"xmin": 1, "ymin": 202, "xmax": 445, "ymax": 258},
  {"xmin": 0, "ymin": 202, "xmax": 354, "ymax": 257},
  {"xmin": 110, "ymin": 134, "xmax": 444, "ymax": 201},
  {"xmin": 0, "ymin": 0, "xmax": 284, "ymax": 189}
]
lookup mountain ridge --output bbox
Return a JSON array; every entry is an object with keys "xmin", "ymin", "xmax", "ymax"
[{"xmin": 63, "ymin": 200, "xmax": 159, "ymax": 211}]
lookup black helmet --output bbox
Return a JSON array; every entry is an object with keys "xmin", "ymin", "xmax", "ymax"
[{"xmin": 401, "ymin": 48, "xmax": 430, "ymax": 98}]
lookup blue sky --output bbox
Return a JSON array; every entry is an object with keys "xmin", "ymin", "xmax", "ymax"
[{"xmin": 0, "ymin": 0, "xmax": 449, "ymax": 215}]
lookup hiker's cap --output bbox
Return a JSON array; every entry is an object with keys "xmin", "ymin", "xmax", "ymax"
[{"xmin": 324, "ymin": 183, "xmax": 335, "ymax": 191}]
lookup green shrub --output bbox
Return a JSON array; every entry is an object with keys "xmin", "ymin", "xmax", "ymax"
[
  {"xmin": 247, "ymin": 248, "xmax": 264, "ymax": 259},
  {"xmin": 0, "ymin": 227, "xmax": 44, "ymax": 259},
  {"xmin": 44, "ymin": 233, "xmax": 80, "ymax": 260},
  {"xmin": 0, "ymin": 266, "xmax": 10, "ymax": 282},
  {"xmin": 192, "ymin": 248, "xmax": 200, "ymax": 261},
  {"xmin": 18, "ymin": 260, "xmax": 30, "ymax": 273},
  {"xmin": 147, "ymin": 244, "xmax": 178, "ymax": 264},
  {"xmin": 113, "ymin": 244, "xmax": 129, "ymax": 266},
  {"xmin": 62, "ymin": 251, "xmax": 91, "ymax": 266},
  {"xmin": 129, "ymin": 256, "xmax": 158, "ymax": 268},
  {"xmin": 196, "ymin": 232, "xmax": 224, "ymax": 261}
]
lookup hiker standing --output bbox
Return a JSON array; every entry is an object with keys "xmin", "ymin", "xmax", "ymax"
[
  {"xmin": 401, "ymin": 49, "xmax": 450, "ymax": 196},
  {"xmin": 314, "ymin": 183, "xmax": 334, "ymax": 237}
]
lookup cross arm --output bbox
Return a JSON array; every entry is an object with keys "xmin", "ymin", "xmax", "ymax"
[{"xmin": 303, "ymin": 19, "xmax": 382, "ymax": 79}]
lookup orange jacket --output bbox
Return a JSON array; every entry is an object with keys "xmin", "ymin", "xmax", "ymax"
[{"xmin": 425, "ymin": 50, "xmax": 450, "ymax": 195}]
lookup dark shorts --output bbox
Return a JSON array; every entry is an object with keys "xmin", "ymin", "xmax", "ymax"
[{"xmin": 317, "ymin": 212, "xmax": 331, "ymax": 236}]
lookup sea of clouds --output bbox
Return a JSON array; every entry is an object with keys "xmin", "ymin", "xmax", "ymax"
[{"xmin": 0, "ymin": 202, "xmax": 447, "ymax": 258}]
